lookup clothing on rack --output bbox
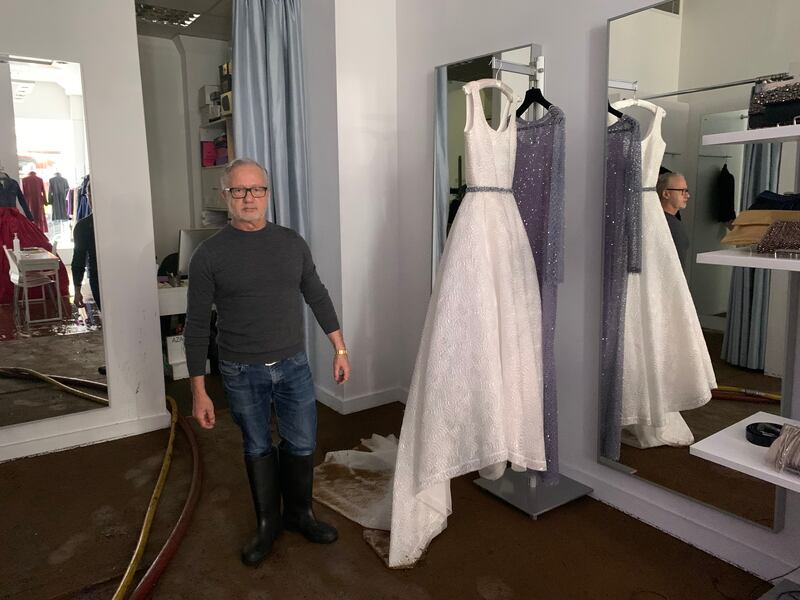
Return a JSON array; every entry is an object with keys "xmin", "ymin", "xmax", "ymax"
[
  {"xmin": 712, "ymin": 164, "xmax": 736, "ymax": 223},
  {"xmin": 0, "ymin": 173, "xmax": 34, "ymax": 221},
  {"xmin": 0, "ymin": 207, "xmax": 69, "ymax": 305},
  {"xmin": 512, "ymin": 104, "xmax": 565, "ymax": 482},
  {"xmin": 22, "ymin": 171, "xmax": 48, "ymax": 233},
  {"xmin": 48, "ymin": 173, "xmax": 70, "ymax": 222},
  {"xmin": 600, "ymin": 113, "xmax": 642, "ymax": 460},
  {"xmin": 76, "ymin": 175, "xmax": 92, "ymax": 220},
  {"xmin": 389, "ymin": 79, "xmax": 545, "ymax": 568}
]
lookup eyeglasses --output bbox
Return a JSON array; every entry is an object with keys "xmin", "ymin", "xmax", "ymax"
[
  {"xmin": 224, "ymin": 186, "xmax": 269, "ymax": 199},
  {"xmin": 666, "ymin": 188, "xmax": 690, "ymax": 195}
]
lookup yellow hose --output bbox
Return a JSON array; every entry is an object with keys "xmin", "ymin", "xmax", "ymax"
[
  {"xmin": 112, "ymin": 396, "xmax": 179, "ymax": 600},
  {"xmin": 0, "ymin": 366, "xmax": 183, "ymax": 598},
  {"xmin": 716, "ymin": 384, "xmax": 781, "ymax": 402},
  {"xmin": 0, "ymin": 366, "xmax": 109, "ymax": 405}
]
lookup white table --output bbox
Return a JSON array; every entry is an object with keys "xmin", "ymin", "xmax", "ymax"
[
  {"xmin": 15, "ymin": 247, "xmax": 63, "ymax": 325},
  {"xmin": 690, "ymin": 412, "xmax": 800, "ymax": 493}
]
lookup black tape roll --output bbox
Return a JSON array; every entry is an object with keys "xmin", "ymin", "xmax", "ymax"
[{"xmin": 745, "ymin": 422, "xmax": 784, "ymax": 447}]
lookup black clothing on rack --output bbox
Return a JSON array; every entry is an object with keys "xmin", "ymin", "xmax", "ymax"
[{"xmin": 0, "ymin": 173, "xmax": 34, "ymax": 220}]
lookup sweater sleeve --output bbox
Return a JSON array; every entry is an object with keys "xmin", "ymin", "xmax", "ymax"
[
  {"xmin": 298, "ymin": 236, "xmax": 340, "ymax": 334},
  {"xmin": 184, "ymin": 246, "xmax": 215, "ymax": 376}
]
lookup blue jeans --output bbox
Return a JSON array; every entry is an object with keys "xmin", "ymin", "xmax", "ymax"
[{"xmin": 220, "ymin": 351, "xmax": 317, "ymax": 459}]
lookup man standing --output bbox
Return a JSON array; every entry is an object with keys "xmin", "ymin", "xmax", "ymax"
[
  {"xmin": 184, "ymin": 158, "xmax": 350, "ymax": 567},
  {"xmin": 72, "ymin": 213, "xmax": 100, "ymax": 311},
  {"xmin": 657, "ymin": 171, "xmax": 691, "ymax": 269}
]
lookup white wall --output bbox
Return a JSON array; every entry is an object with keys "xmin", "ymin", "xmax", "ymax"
[
  {"xmin": 301, "ymin": 0, "xmax": 344, "ymax": 403},
  {"xmin": 394, "ymin": 0, "xmax": 799, "ymax": 581},
  {"xmin": 0, "ymin": 64, "xmax": 18, "ymax": 176},
  {"xmin": 12, "ymin": 82, "xmax": 71, "ymax": 119},
  {"xmin": 174, "ymin": 35, "xmax": 229, "ymax": 228},
  {"xmin": 1, "ymin": 0, "xmax": 169, "ymax": 461},
  {"xmin": 608, "ymin": 8, "xmax": 682, "ymax": 97},
  {"xmin": 138, "ymin": 35, "xmax": 192, "ymax": 262},
  {"xmin": 300, "ymin": 0, "xmax": 402, "ymax": 413}
]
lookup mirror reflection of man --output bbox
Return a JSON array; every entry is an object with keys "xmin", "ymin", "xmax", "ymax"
[
  {"xmin": 657, "ymin": 172, "xmax": 691, "ymax": 268},
  {"xmin": 184, "ymin": 158, "xmax": 351, "ymax": 567},
  {"xmin": 72, "ymin": 181, "xmax": 99, "ymax": 312}
]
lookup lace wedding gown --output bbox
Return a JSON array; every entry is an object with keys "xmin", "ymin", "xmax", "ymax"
[
  {"xmin": 615, "ymin": 100, "xmax": 717, "ymax": 448},
  {"xmin": 388, "ymin": 80, "xmax": 546, "ymax": 568}
]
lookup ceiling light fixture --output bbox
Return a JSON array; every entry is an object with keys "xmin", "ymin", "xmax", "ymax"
[{"xmin": 135, "ymin": 3, "xmax": 202, "ymax": 28}]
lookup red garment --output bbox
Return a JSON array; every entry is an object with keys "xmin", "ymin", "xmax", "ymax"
[
  {"xmin": 22, "ymin": 172, "xmax": 48, "ymax": 233},
  {"xmin": 0, "ymin": 207, "xmax": 68, "ymax": 305}
]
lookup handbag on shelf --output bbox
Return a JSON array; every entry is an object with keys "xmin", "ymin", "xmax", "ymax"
[
  {"xmin": 721, "ymin": 210, "xmax": 800, "ymax": 247},
  {"xmin": 756, "ymin": 220, "xmax": 800, "ymax": 253},
  {"xmin": 748, "ymin": 75, "xmax": 800, "ymax": 129}
]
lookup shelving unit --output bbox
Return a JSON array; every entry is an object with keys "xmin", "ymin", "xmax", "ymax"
[
  {"xmin": 199, "ymin": 115, "xmax": 234, "ymax": 213},
  {"xmin": 702, "ymin": 123, "xmax": 800, "ymax": 147},
  {"xmin": 693, "ymin": 119, "xmax": 800, "ymax": 550},
  {"xmin": 697, "ymin": 248, "xmax": 800, "ymax": 272},
  {"xmin": 690, "ymin": 412, "xmax": 800, "ymax": 494}
]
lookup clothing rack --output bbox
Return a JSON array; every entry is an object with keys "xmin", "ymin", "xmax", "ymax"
[
  {"xmin": 642, "ymin": 72, "xmax": 790, "ymax": 100},
  {"xmin": 490, "ymin": 55, "xmax": 545, "ymax": 89},
  {"xmin": 698, "ymin": 154, "xmax": 732, "ymax": 159},
  {"xmin": 608, "ymin": 79, "xmax": 639, "ymax": 93},
  {"xmin": 475, "ymin": 51, "xmax": 593, "ymax": 519}
]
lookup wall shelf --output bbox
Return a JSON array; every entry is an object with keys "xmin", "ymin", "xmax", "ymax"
[
  {"xmin": 702, "ymin": 124, "xmax": 800, "ymax": 146},
  {"xmin": 690, "ymin": 412, "xmax": 800, "ymax": 494},
  {"xmin": 696, "ymin": 248, "xmax": 800, "ymax": 272}
]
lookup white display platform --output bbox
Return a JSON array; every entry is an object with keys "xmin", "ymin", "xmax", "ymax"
[
  {"xmin": 690, "ymin": 411, "xmax": 800, "ymax": 494},
  {"xmin": 697, "ymin": 248, "xmax": 800, "ymax": 272},
  {"xmin": 702, "ymin": 124, "xmax": 800, "ymax": 146}
]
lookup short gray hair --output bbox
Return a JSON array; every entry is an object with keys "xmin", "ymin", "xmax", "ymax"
[
  {"xmin": 219, "ymin": 158, "xmax": 270, "ymax": 192},
  {"xmin": 656, "ymin": 171, "xmax": 684, "ymax": 198}
]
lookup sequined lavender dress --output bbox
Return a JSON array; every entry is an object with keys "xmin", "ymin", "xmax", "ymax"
[
  {"xmin": 600, "ymin": 114, "xmax": 642, "ymax": 460},
  {"xmin": 389, "ymin": 81, "xmax": 545, "ymax": 568},
  {"xmin": 512, "ymin": 106, "xmax": 565, "ymax": 481}
]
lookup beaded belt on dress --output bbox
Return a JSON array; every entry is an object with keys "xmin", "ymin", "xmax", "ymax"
[{"xmin": 466, "ymin": 186, "xmax": 514, "ymax": 194}]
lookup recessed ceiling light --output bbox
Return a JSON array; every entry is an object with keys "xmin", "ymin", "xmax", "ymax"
[{"xmin": 135, "ymin": 3, "xmax": 202, "ymax": 28}]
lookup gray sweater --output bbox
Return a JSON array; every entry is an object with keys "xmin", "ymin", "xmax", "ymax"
[{"xmin": 183, "ymin": 223, "xmax": 340, "ymax": 376}]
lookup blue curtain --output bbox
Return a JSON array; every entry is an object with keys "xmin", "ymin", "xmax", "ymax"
[
  {"xmin": 232, "ymin": 0, "xmax": 310, "ymax": 237},
  {"xmin": 431, "ymin": 66, "xmax": 449, "ymax": 286},
  {"xmin": 721, "ymin": 142, "xmax": 782, "ymax": 369}
]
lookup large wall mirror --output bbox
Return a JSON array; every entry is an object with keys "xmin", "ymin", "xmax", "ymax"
[
  {"xmin": 599, "ymin": 0, "xmax": 800, "ymax": 530},
  {"xmin": 0, "ymin": 54, "xmax": 108, "ymax": 427}
]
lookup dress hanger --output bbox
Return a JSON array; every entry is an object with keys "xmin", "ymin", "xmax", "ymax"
[
  {"xmin": 612, "ymin": 97, "xmax": 660, "ymax": 115},
  {"xmin": 516, "ymin": 87, "xmax": 552, "ymax": 118}
]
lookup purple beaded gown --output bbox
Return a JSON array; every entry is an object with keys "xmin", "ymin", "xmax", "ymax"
[{"xmin": 512, "ymin": 106, "xmax": 565, "ymax": 482}]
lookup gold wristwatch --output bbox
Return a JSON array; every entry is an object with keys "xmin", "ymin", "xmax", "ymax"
[{"xmin": 335, "ymin": 348, "xmax": 349, "ymax": 356}]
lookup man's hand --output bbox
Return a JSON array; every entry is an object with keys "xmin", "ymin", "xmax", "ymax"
[
  {"xmin": 333, "ymin": 354, "xmax": 351, "ymax": 385},
  {"xmin": 73, "ymin": 290, "xmax": 85, "ymax": 308},
  {"xmin": 192, "ymin": 390, "xmax": 216, "ymax": 429}
]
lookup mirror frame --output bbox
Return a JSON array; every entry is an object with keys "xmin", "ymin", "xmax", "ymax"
[{"xmin": 596, "ymin": 1, "xmax": 790, "ymax": 533}]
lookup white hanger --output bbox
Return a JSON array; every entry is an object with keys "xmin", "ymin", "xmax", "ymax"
[{"xmin": 612, "ymin": 97, "xmax": 660, "ymax": 115}]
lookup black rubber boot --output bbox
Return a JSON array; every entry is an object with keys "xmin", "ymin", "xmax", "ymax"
[
  {"xmin": 279, "ymin": 449, "xmax": 338, "ymax": 544},
  {"xmin": 241, "ymin": 451, "xmax": 281, "ymax": 566}
]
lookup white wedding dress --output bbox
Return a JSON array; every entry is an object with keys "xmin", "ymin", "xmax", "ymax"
[
  {"xmin": 388, "ymin": 80, "xmax": 546, "ymax": 568},
  {"xmin": 614, "ymin": 100, "xmax": 717, "ymax": 448}
]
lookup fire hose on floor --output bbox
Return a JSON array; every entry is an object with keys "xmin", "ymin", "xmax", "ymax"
[{"xmin": 0, "ymin": 366, "xmax": 202, "ymax": 599}]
